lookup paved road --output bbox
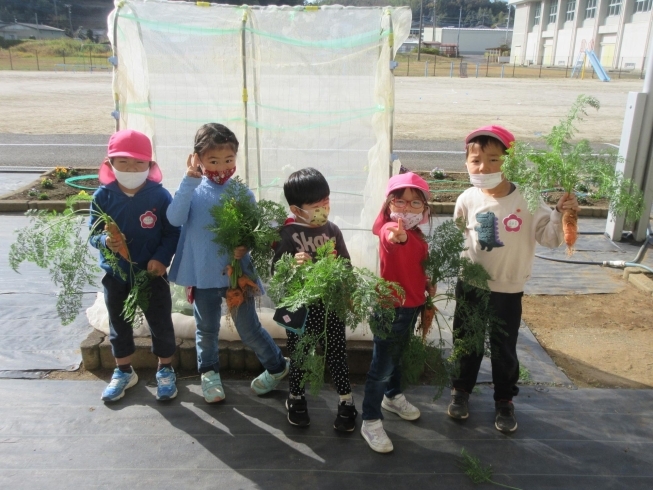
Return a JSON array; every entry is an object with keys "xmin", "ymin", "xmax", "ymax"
[{"xmin": 0, "ymin": 134, "xmax": 619, "ymax": 172}]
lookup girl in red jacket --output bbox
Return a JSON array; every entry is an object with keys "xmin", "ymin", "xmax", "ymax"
[{"xmin": 360, "ymin": 172, "xmax": 436, "ymax": 453}]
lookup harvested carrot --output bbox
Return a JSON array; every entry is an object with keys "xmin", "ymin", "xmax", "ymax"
[
  {"xmin": 237, "ymin": 275, "xmax": 260, "ymax": 294},
  {"xmin": 225, "ymin": 287, "xmax": 245, "ymax": 309},
  {"xmin": 420, "ymin": 303, "xmax": 437, "ymax": 341},
  {"xmin": 105, "ymin": 221, "xmax": 130, "ymax": 261},
  {"xmin": 562, "ymin": 208, "xmax": 578, "ymax": 256}
]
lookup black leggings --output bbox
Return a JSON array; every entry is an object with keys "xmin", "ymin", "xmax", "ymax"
[{"xmin": 286, "ymin": 303, "xmax": 352, "ymax": 397}]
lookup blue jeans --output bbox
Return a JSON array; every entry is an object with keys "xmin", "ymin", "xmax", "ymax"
[
  {"xmin": 362, "ymin": 306, "xmax": 420, "ymax": 421},
  {"xmin": 193, "ymin": 287, "xmax": 285, "ymax": 374}
]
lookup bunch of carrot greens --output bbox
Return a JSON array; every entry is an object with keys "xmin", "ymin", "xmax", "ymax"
[
  {"xmin": 207, "ymin": 177, "xmax": 288, "ymax": 309},
  {"xmin": 9, "ymin": 195, "xmax": 152, "ymax": 326},
  {"xmin": 502, "ymin": 94, "xmax": 644, "ymax": 255}
]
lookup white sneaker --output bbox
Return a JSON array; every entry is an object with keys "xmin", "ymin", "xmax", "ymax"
[
  {"xmin": 382, "ymin": 393, "xmax": 421, "ymax": 421},
  {"xmin": 361, "ymin": 419, "xmax": 393, "ymax": 453}
]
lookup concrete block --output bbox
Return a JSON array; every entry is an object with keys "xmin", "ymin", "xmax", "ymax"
[
  {"xmin": 245, "ymin": 346, "xmax": 263, "ymax": 372},
  {"xmin": 441, "ymin": 203, "xmax": 455, "ymax": 214},
  {"xmin": 73, "ymin": 200, "xmax": 92, "ymax": 211},
  {"xmin": 628, "ymin": 273, "xmax": 653, "ymax": 294},
  {"xmin": 80, "ymin": 329, "xmax": 105, "ymax": 370},
  {"xmin": 31, "ymin": 200, "xmax": 68, "ymax": 212},
  {"xmin": 0, "ymin": 201, "xmax": 29, "ymax": 213},
  {"xmin": 623, "ymin": 267, "xmax": 644, "ymax": 280},
  {"xmin": 179, "ymin": 339, "xmax": 196, "ymax": 371},
  {"xmin": 345, "ymin": 340, "xmax": 373, "ymax": 375},
  {"xmin": 99, "ymin": 336, "xmax": 181, "ymax": 369},
  {"xmin": 218, "ymin": 340, "xmax": 230, "ymax": 371},
  {"xmin": 228, "ymin": 341, "xmax": 246, "ymax": 371}
]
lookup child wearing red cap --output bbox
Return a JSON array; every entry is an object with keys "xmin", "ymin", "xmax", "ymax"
[
  {"xmin": 89, "ymin": 129, "xmax": 181, "ymax": 403},
  {"xmin": 360, "ymin": 172, "xmax": 436, "ymax": 453},
  {"xmin": 447, "ymin": 125, "xmax": 578, "ymax": 433}
]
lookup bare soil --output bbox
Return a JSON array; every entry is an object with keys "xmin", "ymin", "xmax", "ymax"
[{"xmin": 1, "ymin": 167, "xmax": 99, "ymax": 201}]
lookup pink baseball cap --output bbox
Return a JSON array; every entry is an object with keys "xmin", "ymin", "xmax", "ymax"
[
  {"xmin": 100, "ymin": 129, "xmax": 162, "ymax": 185},
  {"xmin": 465, "ymin": 125, "xmax": 515, "ymax": 149},
  {"xmin": 373, "ymin": 172, "xmax": 430, "ymax": 234}
]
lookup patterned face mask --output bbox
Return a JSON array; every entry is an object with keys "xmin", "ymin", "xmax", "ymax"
[
  {"xmin": 297, "ymin": 205, "xmax": 330, "ymax": 227},
  {"xmin": 389, "ymin": 211, "xmax": 423, "ymax": 229},
  {"xmin": 204, "ymin": 166, "xmax": 236, "ymax": 185}
]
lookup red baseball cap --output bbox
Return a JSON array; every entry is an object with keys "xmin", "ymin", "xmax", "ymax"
[
  {"xmin": 465, "ymin": 125, "xmax": 515, "ymax": 149},
  {"xmin": 373, "ymin": 172, "xmax": 430, "ymax": 235},
  {"xmin": 107, "ymin": 129, "xmax": 153, "ymax": 161}
]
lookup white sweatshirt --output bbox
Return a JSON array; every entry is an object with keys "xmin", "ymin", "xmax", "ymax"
[{"xmin": 454, "ymin": 186, "xmax": 564, "ymax": 293}]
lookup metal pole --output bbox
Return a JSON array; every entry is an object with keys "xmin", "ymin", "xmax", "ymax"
[
  {"xmin": 241, "ymin": 11, "xmax": 249, "ymax": 186},
  {"xmin": 475, "ymin": 63, "xmax": 479, "ymax": 77},
  {"xmin": 456, "ymin": 6, "xmax": 462, "ymax": 58},
  {"xmin": 432, "ymin": 1, "xmax": 436, "ymax": 42},
  {"xmin": 450, "ymin": 61, "xmax": 453, "ymax": 77},
  {"xmin": 417, "ymin": 0, "xmax": 424, "ymax": 61},
  {"xmin": 53, "ymin": 0, "xmax": 59, "ymax": 28},
  {"xmin": 513, "ymin": 57, "xmax": 516, "ymax": 77},
  {"xmin": 486, "ymin": 56, "xmax": 489, "ymax": 76},
  {"xmin": 388, "ymin": 10, "xmax": 396, "ymax": 178},
  {"xmin": 424, "ymin": 60, "xmax": 428, "ymax": 76},
  {"xmin": 35, "ymin": 50, "xmax": 40, "ymax": 71},
  {"xmin": 8, "ymin": 48, "xmax": 13, "ymax": 70},
  {"xmin": 501, "ymin": 64, "xmax": 504, "ymax": 78},
  {"xmin": 88, "ymin": 45, "xmax": 92, "ymax": 72}
]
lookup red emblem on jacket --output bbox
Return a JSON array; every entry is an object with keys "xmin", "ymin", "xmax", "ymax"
[{"xmin": 140, "ymin": 210, "xmax": 157, "ymax": 229}]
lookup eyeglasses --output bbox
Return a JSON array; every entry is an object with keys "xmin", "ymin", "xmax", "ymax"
[{"xmin": 391, "ymin": 199, "xmax": 425, "ymax": 210}]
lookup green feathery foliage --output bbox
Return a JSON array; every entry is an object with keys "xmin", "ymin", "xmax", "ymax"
[
  {"xmin": 9, "ymin": 197, "xmax": 151, "ymax": 326},
  {"xmin": 418, "ymin": 219, "xmax": 496, "ymax": 396},
  {"xmin": 502, "ymin": 94, "xmax": 643, "ymax": 221},
  {"xmin": 268, "ymin": 240, "xmax": 403, "ymax": 395},
  {"xmin": 459, "ymin": 448, "xmax": 523, "ymax": 489},
  {"xmin": 208, "ymin": 177, "xmax": 288, "ymax": 282}
]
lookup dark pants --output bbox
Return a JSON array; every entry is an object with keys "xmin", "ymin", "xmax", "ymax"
[
  {"xmin": 362, "ymin": 306, "xmax": 420, "ymax": 420},
  {"xmin": 286, "ymin": 303, "xmax": 352, "ymax": 397},
  {"xmin": 102, "ymin": 273, "xmax": 177, "ymax": 360},
  {"xmin": 451, "ymin": 281, "xmax": 522, "ymax": 401}
]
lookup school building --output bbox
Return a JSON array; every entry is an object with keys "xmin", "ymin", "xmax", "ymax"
[
  {"xmin": 0, "ymin": 22, "xmax": 66, "ymax": 41},
  {"xmin": 508, "ymin": 0, "xmax": 653, "ymax": 70}
]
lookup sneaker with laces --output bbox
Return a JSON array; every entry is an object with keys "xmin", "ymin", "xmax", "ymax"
[
  {"xmin": 251, "ymin": 357, "xmax": 290, "ymax": 395},
  {"xmin": 447, "ymin": 388, "xmax": 470, "ymax": 420},
  {"xmin": 361, "ymin": 419, "xmax": 393, "ymax": 453},
  {"xmin": 156, "ymin": 367, "xmax": 177, "ymax": 401},
  {"xmin": 333, "ymin": 400, "xmax": 358, "ymax": 432},
  {"xmin": 495, "ymin": 400, "xmax": 518, "ymax": 433},
  {"xmin": 286, "ymin": 396, "xmax": 310, "ymax": 427},
  {"xmin": 201, "ymin": 370, "xmax": 225, "ymax": 403},
  {"xmin": 101, "ymin": 368, "xmax": 138, "ymax": 402},
  {"xmin": 381, "ymin": 393, "xmax": 421, "ymax": 421}
]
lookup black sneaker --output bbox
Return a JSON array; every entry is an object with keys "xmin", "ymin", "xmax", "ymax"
[
  {"xmin": 286, "ymin": 396, "xmax": 310, "ymax": 427},
  {"xmin": 333, "ymin": 400, "xmax": 358, "ymax": 432},
  {"xmin": 495, "ymin": 400, "xmax": 518, "ymax": 433},
  {"xmin": 447, "ymin": 388, "xmax": 469, "ymax": 419}
]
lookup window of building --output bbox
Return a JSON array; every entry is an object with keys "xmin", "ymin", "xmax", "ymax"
[
  {"xmin": 534, "ymin": 5, "xmax": 541, "ymax": 25},
  {"xmin": 634, "ymin": 0, "xmax": 652, "ymax": 12},
  {"xmin": 608, "ymin": 0, "xmax": 622, "ymax": 15},
  {"xmin": 566, "ymin": 0, "xmax": 576, "ymax": 21},
  {"xmin": 585, "ymin": 0, "xmax": 597, "ymax": 18},
  {"xmin": 549, "ymin": 4, "xmax": 558, "ymax": 23}
]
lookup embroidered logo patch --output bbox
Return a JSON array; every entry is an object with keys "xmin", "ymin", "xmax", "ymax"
[
  {"xmin": 140, "ymin": 210, "xmax": 157, "ymax": 229},
  {"xmin": 503, "ymin": 213, "xmax": 522, "ymax": 232}
]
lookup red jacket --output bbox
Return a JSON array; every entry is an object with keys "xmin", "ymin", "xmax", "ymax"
[{"xmin": 376, "ymin": 222, "xmax": 428, "ymax": 308}]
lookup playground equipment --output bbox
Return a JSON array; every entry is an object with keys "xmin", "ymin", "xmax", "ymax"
[{"xmin": 571, "ymin": 40, "xmax": 610, "ymax": 81}]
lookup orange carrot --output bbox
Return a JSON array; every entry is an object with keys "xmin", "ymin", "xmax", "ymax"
[
  {"xmin": 105, "ymin": 221, "xmax": 130, "ymax": 261},
  {"xmin": 562, "ymin": 208, "xmax": 578, "ymax": 256},
  {"xmin": 237, "ymin": 275, "xmax": 260, "ymax": 294},
  {"xmin": 225, "ymin": 287, "xmax": 245, "ymax": 309},
  {"xmin": 420, "ymin": 303, "xmax": 438, "ymax": 341}
]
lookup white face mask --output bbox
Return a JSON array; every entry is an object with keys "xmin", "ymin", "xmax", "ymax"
[
  {"xmin": 469, "ymin": 171, "xmax": 504, "ymax": 189},
  {"xmin": 390, "ymin": 211, "xmax": 423, "ymax": 230},
  {"xmin": 112, "ymin": 167, "xmax": 149, "ymax": 189}
]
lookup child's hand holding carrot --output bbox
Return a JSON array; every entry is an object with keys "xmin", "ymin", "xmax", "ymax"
[
  {"xmin": 555, "ymin": 192, "xmax": 579, "ymax": 214},
  {"xmin": 426, "ymin": 281, "xmax": 436, "ymax": 297},
  {"xmin": 387, "ymin": 217, "xmax": 407, "ymax": 244},
  {"xmin": 147, "ymin": 259, "xmax": 167, "ymax": 277},
  {"xmin": 294, "ymin": 251, "xmax": 312, "ymax": 266},
  {"xmin": 233, "ymin": 246, "xmax": 247, "ymax": 260}
]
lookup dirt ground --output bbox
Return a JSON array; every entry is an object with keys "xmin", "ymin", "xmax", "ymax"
[{"xmin": 1, "ymin": 71, "xmax": 651, "ymax": 390}]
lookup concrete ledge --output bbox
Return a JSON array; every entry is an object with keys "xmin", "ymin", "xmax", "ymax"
[
  {"xmin": 29, "ymin": 200, "xmax": 69, "ymax": 212},
  {"xmin": 427, "ymin": 201, "xmax": 606, "ymax": 218},
  {"xmin": 628, "ymin": 272, "xmax": 653, "ymax": 295},
  {"xmin": 0, "ymin": 200, "xmax": 29, "ymax": 212},
  {"xmin": 85, "ymin": 330, "xmax": 373, "ymax": 374}
]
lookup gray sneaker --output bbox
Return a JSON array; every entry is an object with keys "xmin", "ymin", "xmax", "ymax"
[
  {"xmin": 447, "ymin": 388, "xmax": 469, "ymax": 419},
  {"xmin": 495, "ymin": 400, "xmax": 518, "ymax": 433}
]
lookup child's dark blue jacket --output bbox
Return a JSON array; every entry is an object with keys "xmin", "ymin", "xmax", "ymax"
[{"xmin": 89, "ymin": 180, "xmax": 181, "ymax": 282}]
